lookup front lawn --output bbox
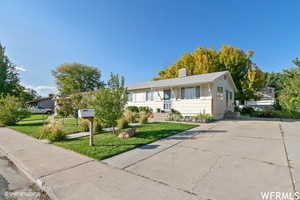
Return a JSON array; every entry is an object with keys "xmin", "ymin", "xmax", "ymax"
[
  {"xmin": 9, "ymin": 118, "xmax": 81, "ymax": 138},
  {"xmin": 55, "ymin": 122, "xmax": 197, "ymax": 160},
  {"xmin": 22, "ymin": 114, "xmax": 49, "ymax": 121}
]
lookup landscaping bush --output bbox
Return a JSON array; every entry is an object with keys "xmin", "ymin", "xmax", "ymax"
[
  {"xmin": 40, "ymin": 120, "xmax": 65, "ymax": 142},
  {"xmin": 126, "ymin": 106, "xmax": 139, "ymax": 113},
  {"xmin": 138, "ymin": 106, "xmax": 152, "ymax": 114},
  {"xmin": 139, "ymin": 112, "xmax": 149, "ymax": 124},
  {"xmin": 169, "ymin": 110, "xmax": 182, "ymax": 121},
  {"xmin": 196, "ymin": 113, "xmax": 214, "ymax": 122},
  {"xmin": 93, "ymin": 120, "xmax": 102, "ymax": 133},
  {"xmin": 117, "ymin": 118, "xmax": 129, "ymax": 129},
  {"xmin": 123, "ymin": 110, "xmax": 136, "ymax": 123},
  {"xmin": 80, "ymin": 119, "xmax": 90, "ymax": 132},
  {"xmin": 170, "ymin": 109, "xmax": 180, "ymax": 114},
  {"xmin": 250, "ymin": 110, "xmax": 300, "ymax": 119},
  {"xmin": 234, "ymin": 106, "xmax": 241, "ymax": 112},
  {"xmin": 241, "ymin": 106, "xmax": 255, "ymax": 114},
  {"xmin": 0, "ymin": 95, "xmax": 30, "ymax": 125}
]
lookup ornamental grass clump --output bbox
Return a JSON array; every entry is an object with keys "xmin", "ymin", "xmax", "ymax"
[
  {"xmin": 117, "ymin": 118, "xmax": 129, "ymax": 130},
  {"xmin": 40, "ymin": 120, "xmax": 65, "ymax": 142},
  {"xmin": 123, "ymin": 110, "xmax": 136, "ymax": 123},
  {"xmin": 93, "ymin": 120, "xmax": 102, "ymax": 133},
  {"xmin": 139, "ymin": 112, "xmax": 149, "ymax": 124},
  {"xmin": 80, "ymin": 119, "xmax": 90, "ymax": 132}
]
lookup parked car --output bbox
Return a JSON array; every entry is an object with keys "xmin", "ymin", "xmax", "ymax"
[{"xmin": 30, "ymin": 107, "xmax": 53, "ymax": 114}]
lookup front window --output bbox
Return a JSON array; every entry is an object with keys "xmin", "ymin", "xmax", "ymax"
[
  {"xmin": 217, "ymin": 86, "xmax": 223, "ymax": 93},
  {"xmin": 229, "ymin": 91, "xmax": 233, "ymax": 100},
  {"xmin": 146, "ymin": 90, "xmax": 154, "ymax": 101},
  {"xmin": 181, "ymin": 86, "xmax": 200, "ymax": 99},
  {"xmin": 128, "ymin": 92, "xmax": 133, "ymax": 102}
]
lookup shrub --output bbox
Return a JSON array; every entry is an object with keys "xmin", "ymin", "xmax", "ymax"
[
  {"xmin": 234, "ymin": 106, "xmax": 241, "ymax": 112},
  {"xmin": 0, "ymin": 122, "xmax": 4, "ymax": 127},
  {"xmin": 117, "ymin": 118, "xmax": 129, "ymax": 129},
  {"xmin": 123, "ymin": 110, "xmax": 136, "ymax": 123},
  {"xmin": 170, "ymin": 109, "xmax": 180, "ymax": 114},
  {"xmin": 250, "ymin": 110, "xmax": 300, "ymax": 119},
  {"xmin": 139, "ymin": 112, "xmax": 149, "ymax": 124},
  {"xmin": 126, "ymin": 106, "xmax": 139, "ymax": 113},
  {"xmin": 80, "ymin": 119, "xmax": 90, "ymax": 132},
  {"xmin": 40, "ymin": 120, "xmax": 65, "ymax": 142},
  {"xmin": 169, "ymin": 110, "xmax": 182, "ymax": 121},
  {"xmin": 138, "ymin": 106, "xmax": 152, "ymax": 114},
  {"xmin": 196, "ymin": 113, "xmax": 214, "ymax": 122},
  {"xmin": 93, "ymin": 120, "xmax": 102, "ymax": 133},
  {"xmin": 0, "ymin": 95, "xmax": 30, "ymax": 125},
  {"xmin": 241, "ymin": 106, "xmax": 255, "ymax": 114}
]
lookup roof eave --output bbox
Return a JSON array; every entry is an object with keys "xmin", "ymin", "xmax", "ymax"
[{"xmin": 127, "ymin": 81, "xmax": 213, "ymax": 91}]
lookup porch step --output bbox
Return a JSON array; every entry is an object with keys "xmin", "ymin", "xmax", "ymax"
[{"xmin": 150, "ymin": 113, "xmax": 170, "ymax": 122}]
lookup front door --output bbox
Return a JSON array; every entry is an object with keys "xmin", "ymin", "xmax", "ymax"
[{"xmin": 163, "ymin": 89, "xmax": 171, "ymax": 110}]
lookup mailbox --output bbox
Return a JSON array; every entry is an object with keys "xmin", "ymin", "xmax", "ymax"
[{"xmin": 78, "ymin": 109, "xmax": 95, "ymax": 118}]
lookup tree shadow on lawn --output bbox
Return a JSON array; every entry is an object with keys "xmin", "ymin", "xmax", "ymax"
[{"xmin": 13, "ymin": 121, "xmax": 45, "ymax": 127}]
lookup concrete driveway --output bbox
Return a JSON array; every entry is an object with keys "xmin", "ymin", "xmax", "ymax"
[{"xmin": 104, "ymin": 120, "xmax": 299, "ymax": 200}]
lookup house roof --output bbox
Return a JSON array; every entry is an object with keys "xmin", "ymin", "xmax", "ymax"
[
  {"xmin": 128, "ymin": 71, "xmax": 237, "ymax": 91},
  {"xmin": 26, "ymin": 97, "xmax": 54, "ymax": 104}
]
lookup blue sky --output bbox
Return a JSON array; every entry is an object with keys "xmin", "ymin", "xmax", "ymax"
[{"xmin": 1, "ymin": 0, "xmax": 300, "ymax": 96}]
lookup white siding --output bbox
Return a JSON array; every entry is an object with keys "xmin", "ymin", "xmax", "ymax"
[
  {"xmin": 211, "ymin": 74, "xmax": 235, "ymax": 119},
  {"xmin": 127, "ymin": 84, "xmax": 213, "ymax": 115},
  {"xmin": 127, "ymin": 74, "xmax": 236, "ymax": 120},
  {"xmin": 172, "ymin": 99, "xmax": 212, "ymax": 116}
]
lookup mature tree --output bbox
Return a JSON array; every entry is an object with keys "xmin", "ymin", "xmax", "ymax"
[
  {"xmin": 0, "ymin": 43, "xmax": 21, "ymax": 96},
  {"xmin": 278, "ymin": 75, "xmax": 300, "ymax": 112},
  {"xmin": 18, "ymin": 87, "xmax": 40, "ymax": 102},
  {"xmin": 69, "ymin": 93, "xmax": 89, "ymax": 125},
  {"xmin": 218, "ymin": 45, "xmax": 253, "ymax": 99},
  {"xmin": 278, "ymin": 58, "xmax": 300, "ymax": 112},
  {"xmin": 55, "ymin": 97, "xmax": 73, "ymax": 122},
  {"xmin": 154, "ymin": 45, "xmax": 261, "ymax": 101},
  {"xmin": 89, "ymin": 73, "xmax": 127, "ymax": 132},
  {"xmin": 52, "ymin": 63, "xmax": 103, "ymax": 96},
  {"xmin": 241, "ymin": 65, "xmax": 265, "ymax": 100},
  {"xmin": 292, "ymin": 57, "xmax": 300, "ymax": 68}
]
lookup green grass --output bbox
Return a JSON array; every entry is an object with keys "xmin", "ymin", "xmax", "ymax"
[
  {"xmin": 54, "ymin": 122, "xmax": 197, "ymax": 160},
  {"xmin": 22, "ymin": 114, "xmax": 49, "ymax": 121},
  {"xmin": 9, "ymin": 118, "xmax": 82, "ymax": 138}
]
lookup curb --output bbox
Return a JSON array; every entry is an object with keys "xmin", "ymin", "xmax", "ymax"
[{"xmin": 0, "ymin": 143, "xmax": 59, "ymax": 200}]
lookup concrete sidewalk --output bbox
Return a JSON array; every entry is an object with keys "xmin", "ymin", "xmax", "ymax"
[{"xmin": 0, "ymin": 127, "xmax": 201, "ymax": 200}]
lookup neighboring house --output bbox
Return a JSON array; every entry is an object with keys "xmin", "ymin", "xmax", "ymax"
[
  {"xmin": 27, "ymin": 97, "xmax": 55, "ymax": 111},
  {"xmin": 245, "ymin": 87, "xmax": 275, "ymax": 110},
  {"xmin": 127, "ymin": 69, "xmax": 237, "ymax": 119}
]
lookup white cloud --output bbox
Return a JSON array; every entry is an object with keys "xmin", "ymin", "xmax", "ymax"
[
  {"xmin": 15, "ymin": 66, "xmax": 27, "ymax": 72},
  {"xmin": 25, "ymin": 85, "xmax": 58, "ymax": 97}
]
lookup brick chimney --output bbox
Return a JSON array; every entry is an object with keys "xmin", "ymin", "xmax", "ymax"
[{"xmin": 178, "ymin": 68, "xmax": 187, "ymax": 78}]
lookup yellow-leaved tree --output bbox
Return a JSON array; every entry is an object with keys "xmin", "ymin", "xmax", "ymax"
[{"xmin": 154, "ymin": 45, "xmax": 264, "ymax": 101}]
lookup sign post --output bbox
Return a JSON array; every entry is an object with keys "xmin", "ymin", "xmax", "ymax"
[{"xmin": 78, "ymin": 109, "xmax": 95, "ymax": 146}]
